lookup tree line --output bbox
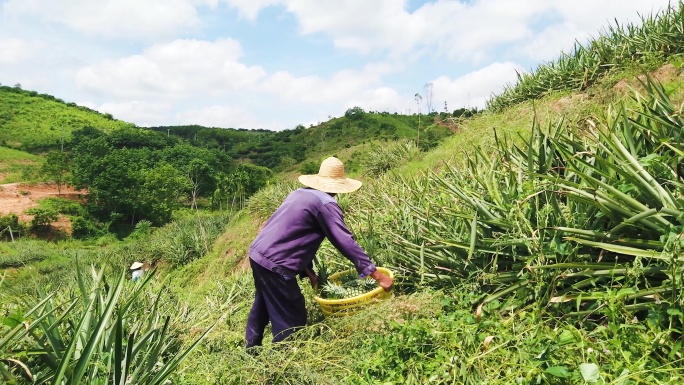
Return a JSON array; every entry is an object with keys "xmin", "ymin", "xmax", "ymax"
[{"xmin": 38, "ymin": 126, "xmax": 273, "ymax": 236}]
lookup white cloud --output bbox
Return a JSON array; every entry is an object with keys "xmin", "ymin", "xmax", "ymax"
[
  {"xmin": 343, "ymin": 86, "xmax": 405, "ymax": 113},
  {"xmin": 0, "ymin": 37, "xmax": 40, "ymax": 64},
  {"xmin": 552, "ymin": 0, "xmax": 672, "ymax": 32},
  {"xmin": 2, "ymin": 0, "xmax": 676, "ymax": 131},
  {"xmin": 76, "ymin": 39, "xmax": 266, "ymax": 99},
  {"xmin": 221, "ymin": 0, "xmax": 674, "ymax": 65},
  {"xmin": 175, "ymin": 105, "xmax": 262, "ymax": 129},
  {"xmin": 431, "ymin": 61, "xmax": 524, "ymax": 110},
  {"xmin": 261, "ymin": 63, "xmax": 393, "ymax": 104},
  {"xmin": 230, "ymin": 0, "xmax": 547, "ymax": 62},
  {"xmin": 518, "ymin": 0, "xmax": 673, "ymax": 62},
  {"xmin": 1, "ymin": 0, "xmax": 209, "ymax": 40},
  {"xmin": 221, "ymin": 0, "xmax": 282, "ymax": 20},
  {"xmin": 94, "ymin": 100, "xmax": 172, "ymax": 127},
  {"xmin": 517, "ymin": 22, "xmax": 585, "ymax": 63}
]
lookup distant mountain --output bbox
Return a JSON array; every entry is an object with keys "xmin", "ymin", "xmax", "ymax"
[
  {"xmin": 0, "ymin": 85, "xmax": 134, "ymax": 153},
  {"xmin": 0, "ymin": 84, "xmax": 457, "ymax": 173},
  {"xmin": 148, "ymin": 108, "xmax": 456, "ymax": 171}
]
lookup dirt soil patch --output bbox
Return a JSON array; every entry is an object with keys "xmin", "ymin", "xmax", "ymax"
[{"xmin": 0, "ymin": 182, "xmax": 87, "ymax": 233}]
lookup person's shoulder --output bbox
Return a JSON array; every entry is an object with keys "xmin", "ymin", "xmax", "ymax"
[{"xmin": 295, "ymin": 188, "xmax": 336, "ymax": 205}]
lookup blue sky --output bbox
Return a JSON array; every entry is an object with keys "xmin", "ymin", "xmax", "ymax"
[{"xmin": 0, "ymin": 0, "xmax": 674, "ymax": 131}]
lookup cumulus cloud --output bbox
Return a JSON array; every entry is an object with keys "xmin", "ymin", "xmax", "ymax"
[
  {"xmin": 517, "ymin": 0, "xmax": 673, "ymax": 62},
  {"xmin": 261, "ymin": 63, "xmax": 394, "ymax": 104},
  {"xmin": 93, "ymin": 100, "xmax": 173, "ymax": 127},
  {"xmin": 431, "ymin": 61, "xmax": 524, "ymax": 110},
  {"xmin": 221, "ymin": 0, "xmax": 282, "ymax": 20},
  {"xmin": 343, "ymin": 86, "xmax": 405, "ymax": 113},
  {"xmin": 0, "ymin": 37, "xmax": 40, "ymax": 64},
  {"xmin": 76, "ymin": 39, "xmax": 266, "ymax": 99},
  {"xmin": 1, "ymin": 0, "xmax": 210, "ymax": 40},
  {"xmin": 175, "ymin": 105, "xmax": 262, "ymax": 129},
  {"xmin": 218, "ymin": 0, "xmax": 673, "ymax": 64},
  {"xmin": 2, "ymin": 0, "xmax": 676, "ymax": 130}
]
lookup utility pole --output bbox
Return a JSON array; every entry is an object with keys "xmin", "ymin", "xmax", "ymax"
[
  {"xmin": 424, "ymin": 82, "xmax": 433, "ymax": 114},
  {"xmin": 414, "ymin": 93, "xmax": 422, "ymax": 145}
]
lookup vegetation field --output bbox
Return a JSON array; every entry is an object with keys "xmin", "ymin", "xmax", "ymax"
[
  {"xmin": 2, "ymin": 3, "xmax": 684, "ymax": 385},
  {"xmin": 0, "ymin": 86, "xmax": 134, "ymax": 152},
  {"xmin": 0, "ymin": 146, "xmax": 41, "ymax": 183}
]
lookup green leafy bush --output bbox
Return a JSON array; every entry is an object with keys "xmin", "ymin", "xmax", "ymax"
[
  {"xmin": 25, "ymin": 207, "xmax": 58, "ymax": 234},
  {"xmin": 0, "ymin": 214, "xmax": 26, "ymax": 240}
]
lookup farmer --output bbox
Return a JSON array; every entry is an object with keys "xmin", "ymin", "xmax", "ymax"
[
  {"xmin": 245, "ymin": 157, "xmax": 393, "ymax": 349},
  {"xmin": 130, "ymin": 261, "xmax": 145, "ymax": 282}
]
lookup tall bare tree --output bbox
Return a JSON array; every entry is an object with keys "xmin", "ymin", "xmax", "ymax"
[
  {"xmin": 414, "ymin": 93, "xmax": 423, "ymax": 144},
  {"xmin": 424, "ymin": 82, "xmax": 434, "ymax": 113}
]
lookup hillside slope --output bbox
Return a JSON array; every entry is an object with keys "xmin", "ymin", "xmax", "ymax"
[
  {"xmin": 168, "ymin": 60, "xmax": 684, "ymax": 384},
  {"xmin": 0, "ymin": 86, "xmax": 134, "ymax": 152}
]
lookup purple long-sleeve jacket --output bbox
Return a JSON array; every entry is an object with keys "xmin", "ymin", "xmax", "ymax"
[{"xmin": 249, "ymin": 188, "xmax": 377, "ymax": 279}]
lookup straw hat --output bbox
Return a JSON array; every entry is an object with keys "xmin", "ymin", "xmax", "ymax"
[
  {"xmin": 130, "ymin": 262, "xmax": 144, "ymax": 270},
  {"xmin": 298, "ymin": 157, "xmax": 362, "ymax": 194}
]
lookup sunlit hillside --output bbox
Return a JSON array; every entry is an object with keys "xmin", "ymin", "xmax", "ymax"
[
  {"xmin": 2, "ymin": 3, "xmax": 684, "ymax": 385},
  {"xmin": 0, "ymin": 86, "xmax": 134, "ymax": 152}
]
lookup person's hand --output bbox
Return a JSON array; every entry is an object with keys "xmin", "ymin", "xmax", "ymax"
[
  {"xmin": 308, "ymin": 274, "xmax": 319, "ymax": 290},
  {"xmin": 369, "ymin": 270, "xmax": 393, "ymax": 291},
  {"xmin": 304, "ymin": 268, "xmax": 319, "ymax": 290}
]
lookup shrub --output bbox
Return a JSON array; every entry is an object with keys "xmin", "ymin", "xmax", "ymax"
[
  {"xmin": 70, "ymin": 216, "xmax": 103, "ymax": 239},
  {"xmin": 360, "ymin": 140, "xmax": 420, "ymax": 177},
  {"xmin": 246, "ymin": 180, "xmax": 298, "ymax": 221},
  {"xmin": 0, "ymin": 214, "xmax": 26, "ymax": 240},
  {"xmin": 147, "ymin": 213, "xmax": 231, "ymax": 266},
  {"xmin": 25, "ymin": 207, "xmax": 58, "ymax": 234},
  {"xmin": 0, "ymin": 240, "xmax": 53, "ymax": 269}
]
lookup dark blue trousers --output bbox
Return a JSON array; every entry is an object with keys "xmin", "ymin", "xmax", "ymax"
[{"xmin": 245, "ymin": 259, "xmax": 307, "ymax": 348}]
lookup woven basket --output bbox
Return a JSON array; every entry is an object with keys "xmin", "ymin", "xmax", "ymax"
[{"xmin": 314, "ymin": 267, "xmax": 393, "ymax": 317}]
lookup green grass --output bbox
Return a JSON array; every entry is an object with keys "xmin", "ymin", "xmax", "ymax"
[
  {"xmin": 0, "ymin": 86, "xmax": 134, "ymax": 153},
  {"xmin": 0, "ymin": 146, "xmax": 41, "ymax": 183},
  {"xmin": 4, "ymin": 5, "xmax": 684, "ymax": 384},
  {"xmin": 4, "ymin": 69, "xmax": 683, "ymax": 383}
]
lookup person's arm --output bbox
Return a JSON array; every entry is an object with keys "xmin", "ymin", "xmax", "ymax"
[{"xmin": 316, "ymin": 202, "xmax": 393, "ymax": 290}]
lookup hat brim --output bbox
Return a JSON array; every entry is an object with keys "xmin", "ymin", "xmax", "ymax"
[
  {"xmin": 130, "ymin": 262, "xmax": 143, "ymax": 270},
  {"xmin": 298, "ymin": 175, "xmax": 362, "ymax": 193}
]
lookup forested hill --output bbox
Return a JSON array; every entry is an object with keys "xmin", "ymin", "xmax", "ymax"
[
  {"xmin": 0, "ymin": 85, "xmax": 134, "ymax": 152},
  {"xmin": 1, "ymin": 83, "xmax": 459, "ymax": 171},
  {"xmin": 0, "ymin": 82, "xmax": 463, "ymax": 231},
  {"xmin": 146, "ymin": 107, "xmax": 458, "ymax": 170}
]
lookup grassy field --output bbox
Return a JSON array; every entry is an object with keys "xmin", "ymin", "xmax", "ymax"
[
  {"xmin": 0, "ymin": 86, "xmax": 134, "ymax": 152},
  {"xmin": 3, "ymin": 5, "xmax": 684, "ymax": 384},
  {"xmin": 0, "ymin": 146, "xmax": 41, "ymax": 183},
  {"xmin": 162, "ymin": 62, "xmax": 684, "ymax": 384},
  {"xmin": 2, "ymin": 66, "xmax": 683, "ymax": 385}
]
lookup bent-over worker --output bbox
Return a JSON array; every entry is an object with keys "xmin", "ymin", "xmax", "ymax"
[{"xmin": 244, "ymin": 157, "xmax": 393, "ymax": 349}]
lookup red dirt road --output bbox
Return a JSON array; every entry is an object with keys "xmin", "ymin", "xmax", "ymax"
[{"xmin": 0, "ymin": 182, "xmax": 86, "ymax": 232}]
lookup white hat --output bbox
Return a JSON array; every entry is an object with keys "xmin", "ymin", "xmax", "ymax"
[
  {"xmin": 130, "ymin": 262, "xmax": 144, "ymax": 270},
  {"xmin": 298, "ymin": 157, "xmax": 362, "ymax": 194}
]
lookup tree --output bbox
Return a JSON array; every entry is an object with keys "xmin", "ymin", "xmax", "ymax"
[
  {"xmin": 344, "ymin": 106, "xmax": 366, "ymax": 120},
  {"xmin": 26, "ymin": 207, "xmax": 58, "ymax": 235},
  {"xmin": 186, "ymin": 158, "xmax": 211, "ymax": 210},
  {"xmin": 41, "ymin": 150, "xmax": 70, "ymax": 195},
  {"xmin": 160, "ymin": 144, "xmax": 232, "ymax": 207},
  {"xmin": 141, "ymin": 163, "xmax": 190, "ymax": 225}
]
